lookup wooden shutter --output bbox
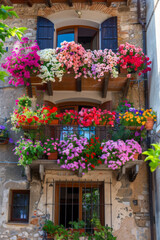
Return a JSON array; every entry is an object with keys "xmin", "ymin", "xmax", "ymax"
[
  {"xmin": 37, "ymin": 16, "xmax": 54, "ymax": 49},
  {"xmin": 101, "ymin": 17, "xmax": 117, "ymax": 52},
  {"xmin": 100, "ymin": 101, "xmax": 112, "ymax": 111}
]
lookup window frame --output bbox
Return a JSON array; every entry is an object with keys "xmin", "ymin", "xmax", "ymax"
[
  {"xmin": 56, "ymin": 25, "xmax": 99, "ymax": 49},
  {"xmin": 55, "ymin": 182, "xmax": 104, "ymax": 227},
  {"xmin": 10, "ymin": 190, "xmax": 30, "ymax": 223}
]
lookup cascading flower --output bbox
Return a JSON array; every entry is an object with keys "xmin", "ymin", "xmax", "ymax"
[
  {"xmin": 117, "ymin": 42, "xmax": 152, "ymax": 76},
  {"xmin": 37, "ymin": 48, "xmax": 64, "ymax": 83},
  {"xmin": 101, "ymin": 139, "xmax": 142, "ymax": 170},
  {"xmin": 2, "ymin": 37, "xmax": 40, "ymax": 86}
]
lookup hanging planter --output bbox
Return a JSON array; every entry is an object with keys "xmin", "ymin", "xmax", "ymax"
[
  {"xmin": 48, "ymin": 151, "xmax": 58, "ymax": 160},
  {"xmin": 21, "ymin": 124, "xmax": 39, "ymax": 130},
  {"xmin": 145, "ymin": 117, "xmax": 154, "ymax": 130},
  {"xmin": 48, "ymin": 119, "xmax": 59, "ymax": 125},
  {"xmin": 125, "ymin": 126, "xmax": 141, "ymax": 130}
]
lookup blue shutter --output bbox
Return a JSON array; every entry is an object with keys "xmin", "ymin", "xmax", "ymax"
[
  {"xmin": 37, "ymin": 16, "xmax": 54, "ymax": 49},
  {"xmin": 101, "ymin": 17, "xmax": 117, "ymax": 52}
]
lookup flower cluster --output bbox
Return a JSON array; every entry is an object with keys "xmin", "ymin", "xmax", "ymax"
[
  {"xmin": 2, "ymin": 37, "xmax": 40, "ymax": 86},
  {"xmin": 116, "ymin": 99, "xmax": 134, "ymax": 113},
  {"xmin": 40, "ymin": 106, "xmax": 58, "ymax": 124},
  {"xmin": 14, "ymin": 138, "xmax": 43, "ymax": 166},
  {"xmin": 57, "ymin": 134, "xmax": 89, "ymax": 173},
  {"xmin": 56, "ymin": 41, "xmax": 86, "ymax": 78},
  {"xmin": 57, "ymin": 110, "xmax": 79, "ymax": 125},
  {"xmin": 42, "ymin": 138, "xmax": 59, "ymax": 156},
  {"xmin": 83, "ymin": 49, "xmax": 119, "ymax": 80},
  {"xmin": 37, "ymin": 49, "xmax": 64, "ymax": 83},
  {"xmin": 117, "ymin": 42, "xmax": 151, "ymax": 77},
  {"xmin": 78, "ymin": 107, "xmax": 116, "ymax": 127},
  {"xmin": 101, "ymin": 139, "xmax": 142, "ymax": 170},
  {"xmin": 11, "ymin": 107, "xmax": 41, "ymax": 131},
  {"xmin": 119, "ymin": 108, "xmax": 157, "ymax": 127}
]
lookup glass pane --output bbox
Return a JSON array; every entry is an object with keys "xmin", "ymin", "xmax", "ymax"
[
  {"xmin": 57, "ymin": 28, "xmax": 74, "ymax": 47},
  {"xmin": 59, "ymin": 187, "xmax": 79, "ymax": 228},
  {"xmin": 12, "ymin": 193, "xmax": 29, "ymax": 221},
  {"xmin": 78, "ymin": 27, "xmax": 98, "ymax": 50},
  {"xmin": 82, "ymin": 188, "xmax": 100, "ymax": 232},
  {"xmin": 78, "ymin": 127, "xmax": 95, "ymax": 139}
]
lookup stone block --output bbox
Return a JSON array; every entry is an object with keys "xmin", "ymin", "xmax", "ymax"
[{"xmin": 30, "ymin": 218, "xmax": 38, "ymax": 225}]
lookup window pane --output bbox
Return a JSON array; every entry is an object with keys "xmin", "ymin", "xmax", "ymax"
[
  {"xmin": 59, "ymin": 187, "xmax": 79, "ymax": 228},
  {"xmin": 12, "ymin": 192, "xmax": 29, "ymax": 222},
  {"xmin": 78, "ymin": 27, "xmax": 98, "ymax": 50},
  {"xmin": 57, "ymin": 28, "xmax": 74, "ymax": 47},
  {"xmin": 82, "ymin": 188, "xmax": 100, "ymax": 232}
]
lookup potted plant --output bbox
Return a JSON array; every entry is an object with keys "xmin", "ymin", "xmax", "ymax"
[
  {"xmin": 69, "ymin": 220, "xmax": 85, "ymax": 234},
  {"xmin": 78, "ymin": 107, "xmax": 115, "ymax": 127},
  {"xmin": 43, "ymin": 138, "xmax": 59, "ymax": 160},
  {"xmin": 101, "ymin": 139, "xmax": 142, "ymax": 170},
  {"xmin": 16, "ymin": 95, "xmax": 32, "ymax": 108},
  {"xmin": 43, "ymin": 220, "xmax": 68, "ymax": 240},
  {"xmin": 14, "ymin": 138, "xmax": 44, "ymax": 166},
  {"xmin": 11, "ymin": 107, "xmax": 41, "ymax": 131},
  {"xmin": 91, "ymin": 218, "xmax": 117, "ymax": 240},
  {"xmin": 0, "ymin": 125, "xmax": 9, "ymax": 144},
  {"xmin": 143, "ymin": 109, "xmax": 157, "ymax": 130},
  {"xmin": 117, "ymin": 42, "xmax": 151, "ymax": 77},
  {"xmin": 40, "ymin": 106, "xmax": 59, "ymax": 125},
  {"xmin": 58, "ymin": 110, "xmax": 78, "ymax": 125},
  {"xmin": 143, "ymin": 143, "xmax": 160, "ymax": 172},
  {"xmin": 119, "ymin": 109, "xmax": 146, "ymax": 130}
]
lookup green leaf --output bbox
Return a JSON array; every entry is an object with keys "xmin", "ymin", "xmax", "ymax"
[{"xmin": 0, "ymin": 71, "xmax": 8, "ymax": 82}]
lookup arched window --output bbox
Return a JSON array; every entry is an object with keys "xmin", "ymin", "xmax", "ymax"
[{"xmin": 36, "ymin": 16, "xmax": 117, "ymax": 51}]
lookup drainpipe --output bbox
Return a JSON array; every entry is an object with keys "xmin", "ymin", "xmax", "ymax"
[{"xmin": 137, "ymin": 0, "xmax": 154, "ymax": 239}]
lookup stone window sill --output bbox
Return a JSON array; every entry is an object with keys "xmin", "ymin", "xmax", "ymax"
[{"xmin": 6, "ymin": 222, "xmax": 29, "ymax": 226}]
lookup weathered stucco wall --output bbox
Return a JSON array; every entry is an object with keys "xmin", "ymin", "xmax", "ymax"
[
  {"xmin": 0, "ymin": 0, "xmax": 148, "ymax": 239},
  {"xmin": 0, "ymin": 165, "xmax": 150, "ymax": 240}
]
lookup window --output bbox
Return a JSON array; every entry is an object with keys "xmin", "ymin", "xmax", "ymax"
[
  {"xmin": 10, "ymin": 190, "xmax": 30, "ymax": 222},
  {"xmin": 55, "ymin": 182, "xmax": 104, "ymax": 232},
  {"xmin": 57, "ymin": 26, "xmax": 98, "ymax": 50}
]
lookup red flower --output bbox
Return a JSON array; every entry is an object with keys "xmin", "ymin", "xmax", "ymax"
[
  {"xmin": 27, "ymin": 118, "xmax": 33, "ymax": 124},
  {"xmin": 91, "ymin": 164, "xmax": 95, "ymax": 168},
  {"xmin": 99, "ymin": 147, "xmax": 103, "ymax": 150},
  {"xmin": 98, "ymin": 160, "xmax": 102, "ymax": 164}
]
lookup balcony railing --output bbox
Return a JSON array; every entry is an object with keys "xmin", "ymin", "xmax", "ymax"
[{"xmin": 23, "ymin": 124, "xmax": 112, "ymax": 142}]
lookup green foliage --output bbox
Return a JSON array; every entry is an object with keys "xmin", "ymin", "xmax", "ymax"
[
  {"xmin": 111, "ymin": 125, "xmax": 131, "ymax": 141},
  {"xmin": 17, "ymin": 95, "xmax": 32, "ymax": 108},
  {"xmin": 0, "ymin": 5, "xmax": 27, "ymax": 81},
  {"xmin": 42, "ymin": 220, "xmax": 68, "ymax": 240},
  {"xmin": 143, "ymin": 143, "xmax": 160, "ymax": 172},
  {"xmin": 69, "ymin": 220, "xmax": 85, "ymax": 229},
  {"xmin": 91, "ymin": 218, "xmax": 117, "ymax": 240}
]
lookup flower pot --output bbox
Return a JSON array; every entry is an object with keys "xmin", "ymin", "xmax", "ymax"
[
  {"xmin": 48, "ymin": 151, "xmax": 58, "ymax": 160},
  {"xmin": 125, "ymin": 126, "xmax": 141, "ymax": 130},
  {"xmin": 49, "ymin": 119, "xmax": 59, "ymax": 125},
  {"xmin": 21, "ymin": 124, "xmax": 39, "ymax": 130},
  {"xmin": 133, "ymin": 153, "xmax": 139, "ymax": 160},
  {"xmin": 71, "ymin": 229, "xmax": 85, "ymax": 234},
  {"xmin": 0, "ymin": 138, "xmax": 9, "ymax": 145},
  {"xmin": 71, "ymin": 120, "xmax": 78, "ymax": 125},
  {"xmin": 145, "ymin": 117, "xmax": 154, "ymax": 130}
]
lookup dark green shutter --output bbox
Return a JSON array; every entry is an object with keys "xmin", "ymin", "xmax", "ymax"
[
  {"xmin": 37, "ymin": 16, "xmax": 54, "ymax": 49},
  {"xmin": 101, "ymin": 17, "xmax": 117, "ymax": 52}
]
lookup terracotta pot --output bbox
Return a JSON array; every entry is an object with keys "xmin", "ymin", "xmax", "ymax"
[
  {"xmin": 46, "ymin": 234, "xmax": 54, "ymax": 239},
  {"xmin": 48, "ymin": 151, "xmax": 58, "ymax": 160},
  {"xmin": 49, "ymin": 119, "xmax": 59, "ymax": 125},
  {"xmin": 133, "ymin": 153, "xmax": 139, "ymax": 160},
  {"xmin": 125, "ymin": 126, "xmax": 141, "ymax": 130},
  {"xmin": 71, "ymin": 120, "xmax": 78, "ymax": 125},
  {"xmin": 0, "ymin": 138, "xmax": 9, "ymax": 145},
  {"xmin": 21, "ymin": 124, "xmax": 38, "ymax": 130},
  {"xmin": 145, "ymin": 117, "xmax": 154, "ymax": 130},
  {"xmin": 71, "ymin": 229, "xmax": 85, "ymax": 234}
]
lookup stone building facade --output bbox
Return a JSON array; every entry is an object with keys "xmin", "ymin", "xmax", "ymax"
[{"xmin": 0, "ymin": 1, "xmax": 151, "ymax": 240}]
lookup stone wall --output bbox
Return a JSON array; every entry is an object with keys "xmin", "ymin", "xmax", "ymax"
[{"xmin": 0, "ymin": 0, "xmax": 149, "ymax": 239}]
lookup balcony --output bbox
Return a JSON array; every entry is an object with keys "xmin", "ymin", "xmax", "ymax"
[
  {"xmin": 22, "ymin": 124, "xmax": 144, "ymax": 183},
  {"xmin": 27, "ymin": 72, "xmax": 137, "ymax": 99}
]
